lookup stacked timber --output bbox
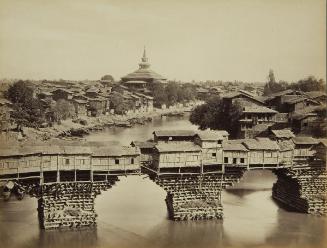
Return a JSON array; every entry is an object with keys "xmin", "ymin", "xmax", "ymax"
[
  {"xmin": 37, "ymin": 179, "xmax": 118, "ymax": 229},
  {"xmin": 273, "ymin": 168, "xmax": 327, "ymax": 216},
  {"xmin": 153, "ymin": 168, "xmax": 245, "ymax": 221}
]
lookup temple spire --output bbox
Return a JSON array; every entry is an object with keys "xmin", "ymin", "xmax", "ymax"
[
  {"xmin": 139, "ymin": 46, "xmax": 150, "ymax": 69},
  {"xmin": 142, "ymin": 46, "xmax": 148, "ymax": 62}
]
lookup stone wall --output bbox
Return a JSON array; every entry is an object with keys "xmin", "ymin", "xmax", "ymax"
[
  {"xmin": 36, "ymin": 178, "xmax": 118, "ymax": 229},
  {"xmin": 152, "ymin": 167, "xmax": 245, "ymax": 220},
  {"xmin": 273, "ymin": 167, "xmax": 327, "ymax": 215}
]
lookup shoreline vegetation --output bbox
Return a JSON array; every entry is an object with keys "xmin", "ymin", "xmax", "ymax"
[{"xmin": 0, "ymin": 104, "xmax": 198, "ymax": 147}]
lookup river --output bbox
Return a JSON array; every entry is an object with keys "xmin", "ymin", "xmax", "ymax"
[{"xmin": 0, "ymin": 115, "xmax": 326, "ymax": 248}]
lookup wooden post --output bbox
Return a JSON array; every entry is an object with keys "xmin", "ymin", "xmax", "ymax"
[
  {"xmin": 90, "ymin": 157, "xmax": 93, "ymax": 182},
  {"xmin": 74, "ymin": 155, "xmax": 76, "ymax": 182},
  {"xmin": 40, "ymin": 155, "xmax": 44, "ymax": 185},
  {"xmin": 56, "ymin": 155, "xmax": 60, "ymax": 182}
]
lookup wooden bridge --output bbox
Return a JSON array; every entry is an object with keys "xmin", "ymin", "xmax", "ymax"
[{"xmin": 0, "ymin": 130, "xmax": 326, "ymax": 229}]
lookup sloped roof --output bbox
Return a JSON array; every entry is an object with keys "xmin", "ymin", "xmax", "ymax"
[
  {"xmin": 292, "ymin": 137, "xmax": 318, "ymax": 145},
  {"xmin": 222, "ymin": 140, "xmax": 248, "ymax": 151},
  {"xmin": 131, "ymin": 141, "xmax": 156, "ymax": 149},
  {"xmin": 222, "ymin": 90, "xmax": 265, "ymax": 104},
  {"xmin": 278, "ymin": 140, "xmax": 295, "ymax": 151},
  {"xmin": 122, "ymin": 68, "xmax": 166, "ymax": 81},
  {"xmin": 242, "ymin": 106, "xmax": 277, "ymax": 113},
  {"xmin": 196, "ymin": 130, "xmax": 229, "ymax": 141},
  {"xmin": 316, "ymin": 139, "xmax": 327, "ymax": 147},
  {"xmin": 124, "ymin": 80, "xmax": 147, "ymax": 84},
  {"xmin": 271, "ymin": 129, "xmax": 295, "ymax": 138},
  {"xmin": 292, "ymin": 112, "xmax": 318, "ymax": 121},
  {"xmin": 155, "ymin": 142, "xmax": 201, "ymax": 153},
  {"xmin": 306, "ymin": 91, "xmax": 327, "ymax": 99},
  {"xmin": 243, "ymin": 138, "xmax": 279, "ymax": 150},
  {"xmin": 153, "ymin": 130, "xmax": 196, "ymax": 137},
  {"xmin": 90, "ymin": 146, "xmax": 140, "ymax": 157},
  {"xmin": 284, "ymin": 96, "xmax": 319, "ymax": 105}
]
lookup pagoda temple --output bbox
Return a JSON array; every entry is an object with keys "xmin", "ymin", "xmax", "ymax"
[{"xmin": 121, "ymin": 48, "xmax": 166, "ymax": 89}]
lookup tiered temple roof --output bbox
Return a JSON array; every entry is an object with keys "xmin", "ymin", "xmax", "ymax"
[{"xmin": 121, "ymin": 48, "xmax": 166, "ymax": 83}]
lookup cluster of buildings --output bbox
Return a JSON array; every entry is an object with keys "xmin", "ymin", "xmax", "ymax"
[
  {"xmin": 131, "ymin": 129, "xmax": 327, "ymax": 172},
  {"xmin": 219, "ymin": 89, "xmax": 326, "ymax": 138},
  {"xmin": 33, "ymin": 48, "xmax": 168, "ymax": 119},
  {"xmin": 0, "ymin": 48, "xmax": 171, "ymax": 129}
]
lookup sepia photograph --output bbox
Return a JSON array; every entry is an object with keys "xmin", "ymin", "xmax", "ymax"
[{"xmin": 0, "ymin": 1, "xmax": 326, "ymax": 248}]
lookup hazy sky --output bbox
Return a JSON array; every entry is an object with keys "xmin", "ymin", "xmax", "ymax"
[{"xmin": 0, "ymin": 0, "xmax": 325, "ymax": 82}]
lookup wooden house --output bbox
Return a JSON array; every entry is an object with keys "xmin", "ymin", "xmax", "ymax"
[
  {"xmin": 222, "ymin": 140, "xmax": 248, "ymax": 168},
  {"xmin": 291, "ymin": 136, "xmax": 318, "ymax": 162},
  {"xmin": 51, "ymin": 89, "xmax": 73, "ymax": 101},
  {"xmin": 306, "ymin": 91, "xmax": 327, "ymax": 105},
  {"xmin": 292, "ymin": 112, "xmax": 319, "ymax": 134},
  {"xmin": 284, "ymin": 96, "xmax": 319, "ymax": 113},
  {"xmin": 277, "ymin": 140, "xmax": 294, "ymax": 166},
  {"xmin": 194, "ymin": 130, "xmax": 228, "ymax": 165},
  {"xmin": 242, "ymin": 138, "xmax": 280, "ymax": 167},
  {"xmin": 311, "ymin": 139, "xmax": 327, "ymax": 166},
  {"xmin": 87, "ymin": 96, "xmax": 108, "ymax": 116},
  {"xmin": 85, "ymin": 87, "xmax": 100, "ymax": 98},
  {"xmin": 130, "ymin": 141, "xmax": 156, "ymax": 163},
  {"xmin": 269, "ymin": 129, "xmax": 295, "ymax": 141},
  {"xmin": 152, "ymin": 142, "xmax": 201, "ymax": 171},
  {"xmin": 0, "ymin": 148, "xmax": 42, "ymax": 175},
  {"xmin": 222, "ymin": 90, "xmax": 265, "ymax": 109},
  {"xmin": 238, "ymin": 106, "xmax": 278, "ymax": 138},
  {"xmin": 153, "ymin": 130, "xmax": 196, "ymax": 143},
  {"xmin": 72, "ymin": 99, "xmax": 88, "ymax": 116},
  {"xmin": 264, "ymin": 90, "xmax": 306, "ymax": 111},
  {"xmin": 90, "ymin": 146, "xmax": 140, "ymax": 172}
]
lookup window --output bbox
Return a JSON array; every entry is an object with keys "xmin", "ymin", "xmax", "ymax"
[
  {"xmin": 224, "ymin": 157, "xmax": 229, "ymax": 163},
  {"xmin": 265, "ymin": 152, "xmax": 272, "ymax": 158},
  {"xmin": 304, "ymin": 123, "xmax": 308, "ymax": 127},
  {"xmin": 233, "ymin": 158, "xmax": 237, "ymax": 164},
  {"xmin": 212, "ymin": 153, "xmax": 216, "ymax": 157},
  {"xmin": 115, "ymin": 159, "xmax": 119, "ymax": 165},
  {"xmin": 131, "ymin": 158, "xmax": 134, "ymax": 164},
  {"xmin": 65, "ymin": 159, "xmax": 70, "ymax": 165},
  {"xmin": 240, "ymin": 158, "xmax": 245, "ymax": 163},
  {"xmin": 217, "ymin": 140, "xmax": 222, "ymax": 144}
]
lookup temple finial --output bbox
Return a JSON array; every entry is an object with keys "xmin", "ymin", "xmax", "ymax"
[
  {"xmin": 143, "ymin": 46, "xmax": 146, "ymax": 58},
  {"xmin": 142, "ymin": 46, "xmax": 148, "ymax": 63}
]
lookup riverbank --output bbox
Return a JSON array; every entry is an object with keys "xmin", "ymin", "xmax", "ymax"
[{"xmin": 0, "ymin": 103, "xmax": 201, "ymax": 147}]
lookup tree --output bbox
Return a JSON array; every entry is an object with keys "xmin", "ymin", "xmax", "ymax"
[
  {"xmin": 289, "ymin": 76, "xmax": 326, "ymax": 92},
  {"xmin": 101, "ymin": 75, "xmax": 114, "ymax": 82},
  {"xmin": 6, "ymin": 80, "xmax": 45, "ymax": 129},
  {"xmin": 53, "ymin": 99, "xmax": 75, "ymax": 121},
  {"xmin": 189, "ymin": 96, "xmax": 242, "ymax": 137},
  {"xmin": 263, "ymin": 70, "xmax": 288, "ymax": 95},
  {"xmin": 148, "ymin": 82, "xmax": 168, "ymax": 108},
  {"xmin": 110, "ymin": 92, "xmax": 129, "ymax": 114}
]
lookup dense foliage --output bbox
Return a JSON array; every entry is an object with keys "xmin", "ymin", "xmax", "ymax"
[
  {"xmin": 189, "ymin": 96, "xmax": 242, "ymax": 137},
  {"xmin": 263, "ymin": 70, "xmax": 326, "ymax": 95},
  {"xmin": 5, "ymin": 80, "xmax": 45, "ymax": 129},
  {"xmin": 149, "ymin": 81, "xmax": 196, "ymax": 107}
]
